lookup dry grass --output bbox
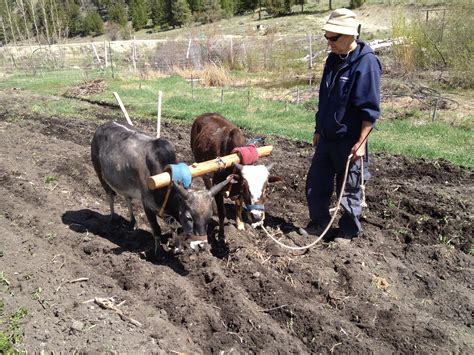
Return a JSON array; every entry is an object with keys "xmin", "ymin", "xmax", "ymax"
[{"xmin": 172, "ymin": 64, "xmax": 230, "ymax": 87}]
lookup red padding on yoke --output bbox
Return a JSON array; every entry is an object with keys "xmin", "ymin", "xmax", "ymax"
[{"xmin": 232, "ymin": 144, "xmax": 258, "ymax": 165}]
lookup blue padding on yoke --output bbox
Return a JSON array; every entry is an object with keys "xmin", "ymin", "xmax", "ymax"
[
  {"xmin": 244, "ymin": 204, "xmax": 265, "ymax": 211},
  {"xmin": 170, "ymin": 162, "xmax": 192, "ymax": 189}
]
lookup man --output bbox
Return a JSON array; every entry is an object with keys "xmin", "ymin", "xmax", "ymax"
[{"xmin": 300, "ymin": 8, "xmax": 381, "ymax": 244}]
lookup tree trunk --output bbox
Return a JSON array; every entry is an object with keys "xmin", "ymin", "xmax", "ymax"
[
  {"xmin": 28, "ymin": 0, "xmax": 41, "ymax": 44},
  {"xmin": 17, "ymin": 0, "xmax": 32, "ymax": 43},
  {"xmin": 4, "ymin": 0, "xmax": 17, "ymax": 45},
  {"xmin": 39, "ymin": 0, "xmax": 51, "ymax": 44},
  {"xmin": 329, "ymin": 0, "xmax": 332, "ymax": 10}
]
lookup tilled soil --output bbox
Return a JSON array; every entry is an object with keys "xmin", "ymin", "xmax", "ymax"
[{"xmin": 0, "ymin": 89, "xmax": 472, "ymax": 353}]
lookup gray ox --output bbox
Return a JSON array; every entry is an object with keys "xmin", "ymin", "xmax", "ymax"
[
  {"xmin": 191, "ymin": 113, "xmax": 280, "ymax": 237},
  {"xmin": 91, "ymin": 121, "xmax": 231, "ymax": 252}
]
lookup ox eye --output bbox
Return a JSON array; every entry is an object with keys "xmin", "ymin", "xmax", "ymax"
[{"xmin": 185, "ymin": 214, "xmax": 193, "ymax": 222}]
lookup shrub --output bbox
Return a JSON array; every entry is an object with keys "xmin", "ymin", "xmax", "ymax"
[
  {"xmin": 391, "ymin": 2, "xmax": 474, "ymax": 88},
  {"xmin": 350, "ymin": 0, "xmax": 365, "ymax": 9},
  {"xmin": 83, "ymin": 12, "xmax": 105, "ymax": 36}
]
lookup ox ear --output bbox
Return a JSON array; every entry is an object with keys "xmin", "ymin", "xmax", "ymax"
[
  {"xmin": 209, "ymin": 175, "xmax": 234, "ymax": 197},
  {"xmin": 233, "ymin": 163, "xmax": 244, "ymax": 172},
  {"xmin": 265, "ymin": 162, "xmax": 276, "ymax": 172},
  {"xmin": 268, "ymin": 175, "xmax": 283, "ymax": 183},
  {"xmin": 172, "ymin": 182, "xmax": 190, "ymax": 201}
]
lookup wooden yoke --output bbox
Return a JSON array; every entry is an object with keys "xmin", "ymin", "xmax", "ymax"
[{"xmin": 147, "ymin": 145, "xmax": 273, "ymax": 190}]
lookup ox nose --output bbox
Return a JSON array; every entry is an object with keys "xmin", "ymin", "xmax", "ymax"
[
  {"xmin": 187, "ymin": 235, "xmax": 209, "ymax": 252},
  {"xmin": 250, "ymin": 209, "xmax": 265, "ymax": 222}
]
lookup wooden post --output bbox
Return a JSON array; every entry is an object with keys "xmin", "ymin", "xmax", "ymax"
[
  {"xmin": 147, "ymin": 146, "xmax": 274, "ymax": 190},
  {"xmin": 104, "ymin": 41, "xmax": 108, "ymax": 68},
  {"xmin": 308, "ymin": 33, "xmax": 313, "ymax": 69},
  {"xmin": 156, "ymin": 91, "xmax": 163, "ymax": 138},
  {"xmin": 91, "ymin": 42, "xmax": 103, "ymax": 70},
  {"xmin": 221, "ymin": 88, "xmax": 224, "ymax": 104},
  {"xmin": 431, "ymin": 97, "xmax": 439, "ymax": 122},
  {"xmin": 191, "ymin": 73, "xmax": 194, "ymax": 99},
  {"xmin": 113, "ymin": 92, "xmax": 133, "ymax": 126},
  {"xmin": 230, "ymin": 36, "xmax": 234, "ymax": 66},
  {"xmin": 132, "ymin": 37, "xmax": 137, "ymax": 71},
  {"xmin": 109, "ymin": 42, "xmax": 115, "ymax": 79},
  {"xmin": 186, "ymin": 38, "xmax": 192, "ymax": 60}
]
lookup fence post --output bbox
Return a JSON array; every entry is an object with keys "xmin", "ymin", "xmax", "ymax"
[
  {"xmin": 191, "ymin": 73, "xmax": 194, "ymax": 100},
  {"xmin": 431, "ymin": 97, "xmax": 439, "ymax": 122},
  {"xmin": 157, "ymin": 91, "xmax": 163, "ymax": 138},
  {"xmin": 109, "ymin": 42, "xmax": 114, "ymax": 79},
  {"xmin": 221, "ymin": 88, "xmax": 224, "ymax": 104},
  {"xmin": 104, "ymin": 41, "xmax": 108, "ymax": 68},
  {"xmin": 132, "ymin": 37, "xmax": 137, "ymax": 71},
  {"xmin": 308, "ymin": 33, "xmax": 313, "ymax": 69}
]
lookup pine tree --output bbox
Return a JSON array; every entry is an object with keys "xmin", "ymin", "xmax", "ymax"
[
  {"xmin": 220, "ymin": 0, "xmax": 235, "ymax": 17},
  {"xmin": 108, "ymin": 1, "xmax": 127, "ymax": 27},
  {"xmin": 170, "ymin": 0, "xmax": 191, "ymax": 28},
  {"xmin": 187, "ymin": 0, "xmax": 203, "ymax": 13},
  {"xmin": 65, "ymin": 1, "xmax": 83, "ymax": 37},
  {"xmin": 199, "ymin": 0, "xmax": 222, "ymax": 24},
  {"xmin": 150, "ymin": 0, "xmax": 166, "ymax": 27},
  {"xmin": 265, "ymin": 0, "xmax": 292, "ymax": 16},
  {"xmin": 83, "ymin": 11, "xmax": 104, "ymax": 36},
  {"xmin": 236, "ymin": 0, "xmax": 258, "ymax": 14},
  {"xmin": 130, "ymin": 0, "xmax": 148, "ymax": 30}
]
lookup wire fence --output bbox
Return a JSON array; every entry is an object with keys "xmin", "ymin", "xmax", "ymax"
[{"xmin": 0, "ymin": 34, "xmax": 328, "ymax": 82}]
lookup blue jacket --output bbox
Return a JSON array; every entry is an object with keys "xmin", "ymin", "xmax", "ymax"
[{"xmin": 315, "ymin": 41, "xmax": 381, "ymax": 141}]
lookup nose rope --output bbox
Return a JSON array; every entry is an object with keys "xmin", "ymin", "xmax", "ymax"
[
  {"xmin": 260, "ymin": 152, "xmax": 353, "ymax": 251},
  {"xmin": 261, "ymin": 127, "xmax": 373, "ymax": 251},
  {"xmin": 158, "ymin": 163, "xmax": 193, "ymax": 218}
]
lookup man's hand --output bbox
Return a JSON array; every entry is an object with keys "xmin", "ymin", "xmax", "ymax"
[
  {"xmin": 313, "ymin": 133, "xmax": 320, "ymax": 147},
  {"xmin": 351, "ymin": 141, "xmax": 366, "ymax": 161}
]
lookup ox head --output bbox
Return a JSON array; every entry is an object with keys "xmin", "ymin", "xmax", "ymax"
[
  {"xmin": 172, "ymin": 176, "xmax": 235, "ymax": 251},
  {"xmin": 233, "ymin": 162, "xmax": 281, "ymax": 225}
]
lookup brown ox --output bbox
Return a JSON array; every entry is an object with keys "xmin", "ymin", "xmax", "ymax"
[{"xmin": 191, "ymin": 113, "xmax": 279, "ymax": 237}]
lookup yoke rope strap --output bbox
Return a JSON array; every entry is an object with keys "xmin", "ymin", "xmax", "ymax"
[
  {"xmin": 158, "ymin": 163, "xmax": 193, "ymax": 218},
  {"xmin": 232, "ymin": 144, "xmax": 259, "ymax": 165}
]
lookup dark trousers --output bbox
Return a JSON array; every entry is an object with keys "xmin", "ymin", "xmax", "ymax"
[{"xmin": 305, "ymin": 138, "xmax": 370, "ymax": 236}]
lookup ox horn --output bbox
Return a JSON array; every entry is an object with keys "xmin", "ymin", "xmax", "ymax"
[
  {"xmin": 173, "ymin": 182, "xmax": 190, "ymax": 200},
  {"xmin": 233, "ymin": 163, "xmax": 244, "ymax": 172},
  {"xmin": 209, "ymin": 176, "xmax": 234, "ymax": 197},
  {"xmin": 265, "ymin": 162, "xmax": 275, "ymax": 172}
]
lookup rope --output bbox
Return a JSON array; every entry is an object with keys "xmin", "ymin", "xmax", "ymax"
[
  {"xmin": 259, "ymin": 153, "xmax": 353, "ymax": 251},
  {"xmin": 261, "ymin": 128, "xmax": 374, "ymax": 251},
  {"xmin": 360, "ymin": 156, "xmax": 368, "ymax": 208},
  {"xmin": 158, "ymin": 163, "xmax": 193, "ymax": 218}
]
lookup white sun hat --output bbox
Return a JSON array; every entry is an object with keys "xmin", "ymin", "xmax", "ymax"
[{"xmin": 322, "ymin": 8, "xmax": 360, "ymax": 36}]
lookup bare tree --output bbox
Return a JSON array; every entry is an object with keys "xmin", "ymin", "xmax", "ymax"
[
  {"xmin": 28, "ymin": 0, "xmax": 41, "ymax": 44},
  {"xmin": 39, "ymin": 0, "xmax": 51, "ymax": 44},
  {"xmin": 0, "ymin": 16, "xmax": 9, "ymax": 44},
  {"xmin": 17, "ymin": 0, "xmax": 32, "ymax": 43},
  {"xmin": 4, "ymin": 0, "xmax": 17, "ymax": 45}
]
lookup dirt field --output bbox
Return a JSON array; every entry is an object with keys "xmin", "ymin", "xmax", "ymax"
[{"xmin": 0, "ymin": 88, "xmax": 472, "ymax": 353}]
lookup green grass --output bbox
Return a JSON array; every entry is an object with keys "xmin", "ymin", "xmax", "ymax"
[
  {"xmin": 0, "ymin": 299, "xmax": 27, "ymax": 353},
  {"xmin": 0, "ymin": 71, "xmax": 472, "ymax": 167}
]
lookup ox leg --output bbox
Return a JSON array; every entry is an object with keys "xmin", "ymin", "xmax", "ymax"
[
  {"xmin": 235, "ymin": 198, "xmax": 245, "ymax": 231},
  {"xmin": 143, "ymin": 207, "xmax": 163, "ymax": 254},
  {"xmin": 107, "ymin": 192, "xmax": 116, "ymax": 222},
  {"xmin": 215, "ymin": 192, "xmax": 226, "ymax": 238},
  {"xmin": 125, "ymin": 197, "xmax": 137, "ymax": 230}
]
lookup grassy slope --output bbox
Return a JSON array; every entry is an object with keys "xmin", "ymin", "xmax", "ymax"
[{"xmin": 1, "ymin": 71, "xmax": 472, "ymax": 167}]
